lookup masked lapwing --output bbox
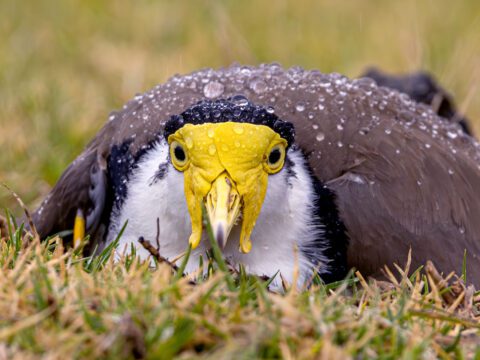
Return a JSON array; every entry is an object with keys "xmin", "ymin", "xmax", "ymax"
[{"xmin": 29, "ymin": 64, "xmax": 480, "ymax": 288}]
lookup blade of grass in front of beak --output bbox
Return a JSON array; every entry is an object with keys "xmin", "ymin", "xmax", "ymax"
[
  {"xmin": 205, "ymin": 172, "xmax": 241, "ymax": 249},
  {"xmin": 202, "ymin": 203, "xmax": 235, "ymax": 289}
]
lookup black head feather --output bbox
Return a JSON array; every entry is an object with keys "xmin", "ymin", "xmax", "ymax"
[{"xmin": 164, "ymin": 96, "xmax": 296, "ymax": 147}]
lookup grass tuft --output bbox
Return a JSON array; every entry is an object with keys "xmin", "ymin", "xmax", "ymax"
[{"xmin": 0, "ymin": 221, "xmax": 479, "ymax": 359}]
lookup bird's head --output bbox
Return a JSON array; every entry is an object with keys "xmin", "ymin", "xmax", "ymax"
[{"xmin": 163, "ymin": 97, "xmax": 295, "ymax": 253}]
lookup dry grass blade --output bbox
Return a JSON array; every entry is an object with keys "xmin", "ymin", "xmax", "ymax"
[
  {"xmin": 426, "ymin": 260, "xmax": 465, "ymax": 306},
  {"xmin": 1, "ymin": 183, "xmax": 39, "ymax": 242},
  {"xmin": 0, "ymin": 231, "xmax": 478, "ymax": 358},
  {"xmin": 137, "ymin": 236, "xmax": 179, "ymax": 272},
  {"xmin": 0, "ymin": 307, "xmax": 56, "ymax": 340}
]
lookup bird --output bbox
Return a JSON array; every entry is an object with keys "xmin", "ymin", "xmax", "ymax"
[
  {"xmin": 363, "ymin": 67, "xmax": 473, "ymax": 136},
  {"xmin": 27, "ymin": 64, "xmax": 480, "ymax": 289}
]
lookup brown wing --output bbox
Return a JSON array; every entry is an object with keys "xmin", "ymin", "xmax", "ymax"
[
  {"xmin": 33, "ymin": 149, "xmax": 108, "ymax": 246},
  {"xmin": 33, "ymin": 64, "xmax": 480, "ymax": 283}
]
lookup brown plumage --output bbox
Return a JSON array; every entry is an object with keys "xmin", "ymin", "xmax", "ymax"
[{"xmin": 31, "ymin": 64, "xmax": 480, "ymax": 284}]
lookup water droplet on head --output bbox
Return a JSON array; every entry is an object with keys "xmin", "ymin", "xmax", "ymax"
[
  {"xmin": 231, "ymin": 95, "xmax": 249, "ymax": 107},
  {"xmin": 203, "ymin": 81, "xmax": 224, "ymax": 98},
  {"xmin": 207, "ymin": 128, "xmax": 214, "ymax": 138},
  {"xmin": 233, "ymin": 124, "xmax": 244, "ymax": 135},
  {"xmin": 208, "ymin": 144, "xmax": 216, "ymax": 155},
  {"xmin": 185, "ymin": 137, "xmax": 193, "ymax": 149},
  {"xmin": 266, "ymin": 106, "xmax": 275, "ymax": 114}
]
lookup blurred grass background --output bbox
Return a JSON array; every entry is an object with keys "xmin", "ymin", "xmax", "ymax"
[{"xmin": 1, "ymin": 0, "xmax": 480, "ymax": 211}]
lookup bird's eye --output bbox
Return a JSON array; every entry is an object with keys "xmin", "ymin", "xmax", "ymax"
[
  {"xmin": 265, "ymin": 144, "xmax": 286, "ymax": 174},
  {"xmin": 268, "ymin": 149, "xmax": 281, "ymax": 164},
  {"xmin": 170, "ymin": 141, "xmax": 189, "ymax": 171},
  {"xmin": 174, "ymin": 145, "xmax": 186, "ymax": 161}
]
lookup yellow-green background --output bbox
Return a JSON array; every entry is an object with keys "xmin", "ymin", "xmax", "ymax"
[{"xmin": 1, "ymin": 0, "xmax": 479, "ymax": 210}]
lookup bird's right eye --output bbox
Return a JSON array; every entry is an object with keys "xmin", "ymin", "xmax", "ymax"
[
  {"xmin": 264, "ymin": 144, "xmax": 286, "ymax": 174},
  {"xmin": 170, "ymin": 141, "xmax": 189, "ymax": 171}
]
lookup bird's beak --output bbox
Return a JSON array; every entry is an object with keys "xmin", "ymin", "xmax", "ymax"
[{"xmin": 205, "ymin": 172, "xmax": 241, "ymax": 249}]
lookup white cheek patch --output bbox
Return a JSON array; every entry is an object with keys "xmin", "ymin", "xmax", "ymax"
[{"xmin": 108, "ymin": 139, "xmax": 193, "ymax": 260}]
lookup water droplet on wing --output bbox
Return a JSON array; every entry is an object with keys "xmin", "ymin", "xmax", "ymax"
[
  {"xmin": 295, "ymin": 102, "xmax": 306, "ymax": 112},
  {"xmin": 203, "ymin": 81, "xmax": 224, "ymax": 98},
  {"xmin": 250, "ymin": 79, "xmax": 268, "ymax": 94}
]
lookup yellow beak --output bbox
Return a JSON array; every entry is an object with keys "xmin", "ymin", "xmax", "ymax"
[{"xmin": 205, "ymin": 172, "xmax": 242, "ymax": 249}]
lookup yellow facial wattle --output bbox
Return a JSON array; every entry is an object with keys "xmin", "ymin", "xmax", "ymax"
[{"xmin": 167, "ymin": 122, "xmax": 287, "ymax": 253}]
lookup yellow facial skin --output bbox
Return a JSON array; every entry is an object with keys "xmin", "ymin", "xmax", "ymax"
[{"xmin": 168, "ymin": 122, "xmax": 287, "ymax": 253}]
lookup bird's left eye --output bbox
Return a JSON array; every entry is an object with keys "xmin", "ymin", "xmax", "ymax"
[
  {"xmin": 265, "ymin": 144, "xmax": 286, "ymax": 173},
  {"xmin": 170, "ymin": 141, "xmax": 189, "ymax": 171}
]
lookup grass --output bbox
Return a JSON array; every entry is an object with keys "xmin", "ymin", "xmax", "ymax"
[
  {"xmin": 0, "ymin": 221, "xmax": 479, "ymax": 359},
  {"xmin": 1, "ymin": 0, "xmax": 480, "ymax": 358}
]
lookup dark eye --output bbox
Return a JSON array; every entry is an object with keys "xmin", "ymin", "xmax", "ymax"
[
  {"xmin": 265, "ymin": 144, "xmax": 286, "ymax": 174},
  {"xmin": 174, "ymin": 145, "xmax": 186, "ymax": 162},
  {"xmin": 170, "ymin": 141, "xmax": 189, "ymax": 170},
  {"xmin": 268, "ymin": 149, "xmax": 281, "ymax": 164}
]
